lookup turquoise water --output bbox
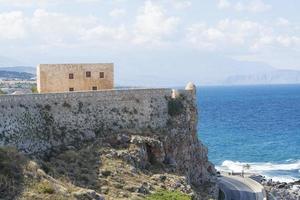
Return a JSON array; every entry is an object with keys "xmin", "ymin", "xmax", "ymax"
[{"xmin": 197, "ymin": 85, "xmax": 300, "ymax": 182}]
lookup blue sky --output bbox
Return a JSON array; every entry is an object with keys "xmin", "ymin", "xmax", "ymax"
[{"xmin": 0, "ymin": 0, "xmax": 299, "ymax": 85}]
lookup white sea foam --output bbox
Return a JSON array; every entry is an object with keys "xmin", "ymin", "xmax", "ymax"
[
  {"xmin": 270, "ymin": 176, "xmax": 298, "ymax": 183},
  {"xmin": 217, "ymin": 160, "xmax": 300, "ymax": 183}
]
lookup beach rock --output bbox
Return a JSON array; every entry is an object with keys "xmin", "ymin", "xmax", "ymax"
[
  {"xmin": 72, "ymin": 189, "xmax": 104, "ymax": 200},
  {"xmin": 263, "ymin": 179, "xmax": 300, "ymax": 200}
]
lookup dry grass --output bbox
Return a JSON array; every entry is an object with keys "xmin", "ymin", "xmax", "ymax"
[{"xmin": 0, "ymin": 147, "xmax": 27, "ymax": 200}]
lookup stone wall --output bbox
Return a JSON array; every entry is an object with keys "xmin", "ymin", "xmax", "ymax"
[
  {"xmin": 0, "ymin": 86, "xmax": 216, "ymax": 194},
  {"xmin": 0, "ymin": 88, "xmax": 177, "ymax": 154}
]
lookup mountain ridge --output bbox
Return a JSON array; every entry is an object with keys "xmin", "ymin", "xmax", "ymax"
[{"xmin": 223, "ymin": 69, "xmax": 300, "ymax": 85}]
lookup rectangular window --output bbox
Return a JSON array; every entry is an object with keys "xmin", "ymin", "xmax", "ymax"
[
  {"xmin": 69, "ymin": 88, "xmax": 74, "ymax": 92},
  {"xmin": 69, "ymin": 73, "xmax": 74, "ymax": 79},
  {"xmin": 99, "ymin": 72, "xmax": 105, "ymax": 79},
  {"xmin": 92, "ymin": 86, "xmax": 97, "ymax": 91},
  {"xmin": 86, "ymin": 71, "xmax": 91, "ymax": 78}
]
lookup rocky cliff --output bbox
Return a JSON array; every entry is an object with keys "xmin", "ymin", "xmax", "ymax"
[{"xmin": 0, "ymin": 84, "xmax": 217, "ymax": 199}]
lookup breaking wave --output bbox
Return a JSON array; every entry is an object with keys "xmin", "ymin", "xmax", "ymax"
[{"xmin": 216, "ymin": 160, "xmax": 300, "ymax": 183}]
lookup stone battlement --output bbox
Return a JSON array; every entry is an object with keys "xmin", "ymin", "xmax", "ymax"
[
  {"xmin": 0, "ymin": 86, "xmax": 195, "ymax": 155},
  {"xmin": 0, "ymin": 88, "xmax": 173, "ymax": 103}
]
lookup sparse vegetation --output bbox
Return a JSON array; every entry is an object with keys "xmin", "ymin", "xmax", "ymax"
[
  {"xmin": 31, "ymin": 85, "xmax": 38, "ymax": 93},
  {"xmin": 0, "ymin": 134, "xmax": 207, "ymax": 200},
  {"xmin": 42, "ymin": 148, "xmax": 100, "ymax": 190},
  {"xmin": 145, "ymin": 190, "xmax": 192, "ymax": 200},
  {"xmin": 0, "ymin": 147, "xmax": 27, "ymax": 200},
  {"xmin": 0, "ymin": 146, "xmax": 97, "ymax": 200},
  {"xmin": 36, "ymin": 181, "xmax": 55, "ymax": 194},
  {"xmin": 168, "ymin": 98, "xmax": 184, "ymax": 116},
  {"xmin": 62, "ymin": 101, "xmax": 71, "ymax": 108}
]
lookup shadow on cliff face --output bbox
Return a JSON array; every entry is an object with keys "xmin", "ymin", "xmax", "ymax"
[
  {"xmin": 39, "ymin": 143, "xmax": 102, "ymax": 191},
  {"xmin": 0, "ymin": 147, "xmax": 28, "ymax": 200},
  {"xmin": 36, "ymin": 135, "xmax": 166, "ymax": 192}
]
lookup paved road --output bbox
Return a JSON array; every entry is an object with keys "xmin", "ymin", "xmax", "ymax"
[{"xmin": 218, "ymin": 175, "xmax": 265, "ymax": 200}]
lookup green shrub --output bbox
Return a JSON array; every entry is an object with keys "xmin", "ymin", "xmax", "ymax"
[
  {"xmin": 168, "ymin": 98, "xmax": 184, "ymax": 116},
  {"xmin": 36, "ymin": 181, "xmax": 55, "ymax": 194},
  {"xmin": 0, "ymin": 147, "xmax": 27, "ymax": 199},
  {"xmin": 62, "ymin": 102, "xmax": 71, "ymax": 108},
  {"xmin": 31, "ymin": 86, "xmax": 38, "ymax": 93},
  {"xmin": 0, "ymin": 147, "xmax": 26, "ymax": 178},
  {"xmin": 146, "ymin": 190, "xmax": 191, "ymax": 200}
]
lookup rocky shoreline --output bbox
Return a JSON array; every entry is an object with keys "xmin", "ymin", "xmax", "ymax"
[
  {"xmin": 249, "ymin": 175, "xmax": 300, "ymax": 200},
  {"xmin": 263, "ymin": 179, "xmax": 300, "ymax": 200}
]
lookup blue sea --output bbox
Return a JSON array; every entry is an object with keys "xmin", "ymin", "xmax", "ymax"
[{"xmin": 197, "ymin": 84, "xmax": 300, "ymax": 182}]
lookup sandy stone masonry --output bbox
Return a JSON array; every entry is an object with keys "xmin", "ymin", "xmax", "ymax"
[
  {"xmin": 0, "ymin": 88, "xmax": 183, "ymax": 154},
  {"xmin": 37, "ymin": 63, "xmax": 114, "ymax": 93},
  {"xmin": 0, "ymin": 85, "xmax": 218, "ymax": 196}
]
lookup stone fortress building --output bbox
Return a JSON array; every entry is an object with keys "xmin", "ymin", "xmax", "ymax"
[
  {"xmin": 37, "ymin": 63, "xmax": 114, "ymax": 93},
  {"xmin": 0, "ymin": 63, "xmax": 217, "ymax": 198}
]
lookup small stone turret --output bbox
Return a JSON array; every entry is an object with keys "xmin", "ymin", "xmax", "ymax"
[
  {"xmin": 185, "ymin": 82, "xmax": 196, "ymax": 91},
  {"xmin": 185, "ymin": 82, "xmax": 197, "ymax": 99}
]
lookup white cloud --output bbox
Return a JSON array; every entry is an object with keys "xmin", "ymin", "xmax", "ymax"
[
  {"xmin": 0, "ymin": 11, "xmax": 26, "ymax": 40},
  {"xmin": 0, "ymin": 3, "xmax": 181, "ymax": 48},
  {"xmin": 277, "ymin": 17, "xmax": 290, "ymax": 26},
  {"xmin": 0, "ymin": 0, "xmax": 102, "ymax": 7},
  {"xmin": 186, "ymin": 23, "xmax": 225, "ymax": 50},
  {"xmin": 30, "ymin": 9, "xmax": 133, "ymax": 47},
  {"xmin": 76, "ymin": 0, "xmax": 101, "ymax": 3},
  {"xmin": 252, "ymin": 35, "xmax": 300, "ymax": 50},
  {"xmin": 187, "ymin": 19, "xmax": 266, "ymax": 50},
  {"xmin": 218, "ymin": 0, "xmax": 271, "ymax": 13},
  {"xmin": 218, "ymin": 0, "xmax": 231, "ymax": 9},
  {"xmin": 109, "ymin": 8, "xmax": 126, "ymax": 18},
  {"xmin": 0, "ymin": 0, "xmax": 56, "ymax": 6},
  {"xmin": 0, "ymin": 8, "xmax": 132, "ymax": 48},
  {"xmin": 134, "ymin": 1, "xmax": 180, "ymax": 45},
  {"xmin": 171, "ymin": 0, "xmax": 192, "ymax": 9},
  {"xmin": 81, "ymin": 25, "xmax": 129, "ymax": 42},
  {"xmin": 187, "ymin": 19, "xmax": 299, "ymax": 52},
  {"xmin": 0, "ymin": 1, "xmax": 297, "ymax": 62},
  {"xmin": 234, "ymin": 0, "xmax": 271, "ymax": 12},
  {"xmin": 30, "ymin": 9, "xmax": 96, "ymax": 44}
]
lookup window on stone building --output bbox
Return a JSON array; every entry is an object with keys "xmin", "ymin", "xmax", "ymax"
[
  {"xmin": 69, "ymin": 73, "xmax": 74, "ymax": 79},
  {"xmin": 69, "ymin": 88, "xmax": 74, "ymax": 92},
  {"xmin": 92, "ymin": 86, "xmax": 97, "ymax": 91},
  {"xmin": 86, "ymin": 71, "xmax": 91, "ymax": 78},
  {"xmin": 100, "ymin": 72, "xmax": 105, "ymax": 78}
]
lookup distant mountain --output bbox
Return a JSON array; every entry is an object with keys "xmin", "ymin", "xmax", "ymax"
[
  {"xmin": 0, "ymin": 51, "xmax": 280, "ymax": 86},
  {"xmin": 0, "ymin": 66, "xmax": 36, "ymax": 74},
  {"xmin": 113, "ymin": 49, "xmax": 275, "ymax": 86},
  {"xmin": 223, "ymin": 70, "xmax": 300, "ymax": 85},
  {"xmin": 0, "ymin": 55, "xmax": 35, "ymax": 74},
  {"xmin": 1, "ymin": 52, "xmax": 299, "ymax": 86},
  {"xmin": 0, "ymin": 71, "xmax": 35, "ymax": 80}
]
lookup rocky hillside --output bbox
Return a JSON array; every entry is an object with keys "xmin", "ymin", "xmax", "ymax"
[
  {"xmin": 0, "ymin": 70, "xmax": 35, "ymax": 80},
  {"xmin": 0, "ymin": 84, "xmax": 218, "ymax": 199},
  {"xmin": 0, "ymin": 132, "xmax": 217, "ymax": 200}
]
